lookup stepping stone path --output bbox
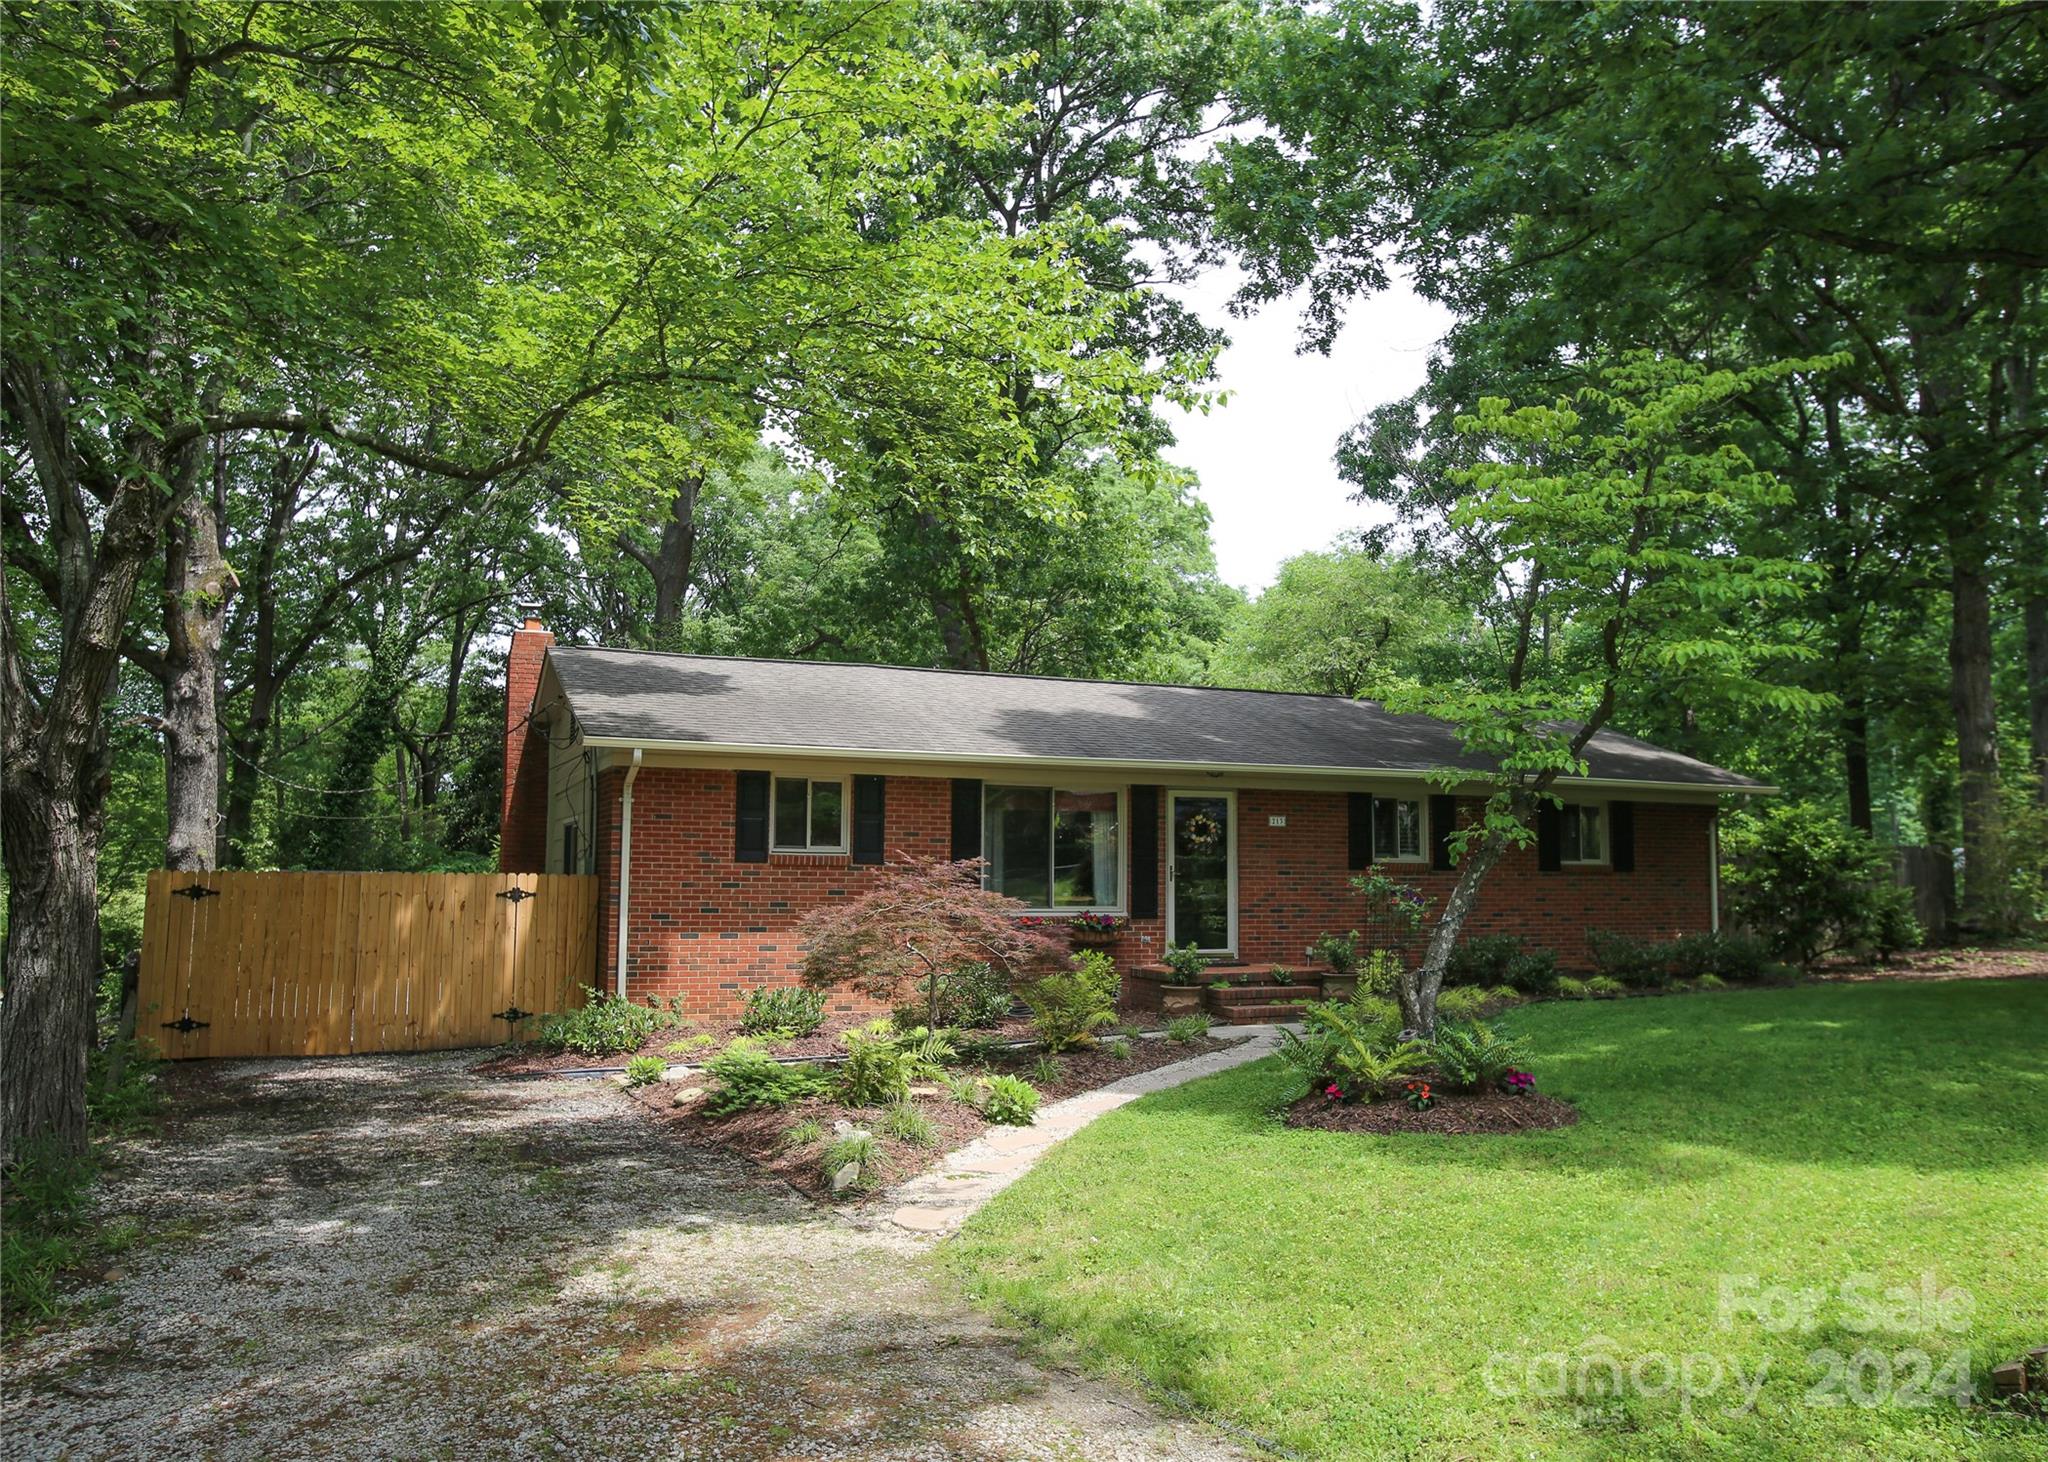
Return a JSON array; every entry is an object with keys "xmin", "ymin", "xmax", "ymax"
[{"xmin": 882, "ymin": 1027, "xmax": 1284, "ymax": 1238}]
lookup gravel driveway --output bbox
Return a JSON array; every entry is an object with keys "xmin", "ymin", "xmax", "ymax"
[{"xmin": 3, "ymin": 1054, "xmax": 1246, "ymax": 1461}]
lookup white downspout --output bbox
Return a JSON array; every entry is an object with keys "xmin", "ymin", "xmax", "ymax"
[
  {"xmin": 615, "ymin": 748, "xmax": 644, "ymax": 1000},
  {"xmin": 1709, "ymin": 810, "xmax": 1722, "ymax": 933}
]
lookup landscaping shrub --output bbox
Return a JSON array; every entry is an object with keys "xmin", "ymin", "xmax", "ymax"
[
  {"xmin": 1306, "ymin": 929, "xmax": 1360, "ymax": 976},
  {"xmin": 1445, "ymin": 936, "xmax": 1559, "ymax": 993},
  {"xmin": 1031, "ymin": 1053, "xmax": 1060, "ymax": 1085},
  {"xmin": 782, "ymin": 1117, "xmax": 825, "ymax": 1149},
  {"xmin": 1021, "ymin": 951, "xmax": 1119, "ymax": 1052},
  {"xmin": 837, "ymin": 1021, "xmax": 952, "ymax": 1107},
  {"xmin": 739, "ymin": 985, "xmax": 827, "ymax": 1038},
  {"xmin": 701, "ymin": 1040, "xmax": 830, "ymax": 1115},
  {"xmin": 1105, "ymin": 1036, "xmax": 1133, "ymax": 1060},
  {"xmin": 942, "ymin": 1072, "xmax": 983, "ymax": 1105},
  {"xmin": 1554, "ymin": 976, "xmax": 1591, "ymax": 999},
  {"xmin": 532, "ymin": 988, "xmax": 680, "ymax": 1056},
  {"xmin": 1276, "ymin": 992, "xmax": 1428, "ymax": 1102},
  {"xmin": 1587, "ymin": 930, "xmax": 1678, "ymax": 988},
  {"xmin": 1664, "ymin": 930, "xmax": 1772, "ymax": 983},
  {"xmin": 1586, "ymin": 975, "xmax": 1628, "ymax": 998},
  {"xmin": 1721, "ymin": 803, "xmax": 1923, "ymax": 965},
  {"xmin": 897, "ymin": 960, "xmax": 1015, "ymax": 1031},
  {"xmin": 1356, "ymin": 948, "xmax": 1404, "ymax": 996},
  {"xmin": 980, "ymin": 1075, "xmax": 1041, "ymax": 1126},
  {"xmin": 1163, "ymin": 941, "xmax": 1209, "ymax": 983},
  {"xmin": 622, "ymin": 1055, "xmax": 666, "ymax": 1087},
  {"xmin": 1436, "ymin": 986, "xmax": 1492, "ymax": 1020},
  {"xmin": 881, "ymin": 1103, "xmax": 939, "ymax": 1147},
  {"xmin": 1428, "ymin": 1020, "xmax": 1530, "ymax": 1093},
  {"xmin": 1165, "ymin": 1013, "xmax": 1212, "ymax": 1043}
]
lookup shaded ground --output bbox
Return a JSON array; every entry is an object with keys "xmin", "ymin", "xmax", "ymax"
[{"xmin": 2, "ymin": 1055, "xmax": 1246, "ymax": 1461}]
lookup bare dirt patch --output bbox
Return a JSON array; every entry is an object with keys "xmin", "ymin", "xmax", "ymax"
[{"xmin": 1285, "ymin": 1085, "xmax": 1580, "ymax": 1136}]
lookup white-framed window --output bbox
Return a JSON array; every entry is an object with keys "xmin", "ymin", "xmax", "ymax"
[
  {"xmin": 772, "ymin": 775, "xmax": 847, "ymax": 853},
  {"xmin": 984, "ymin": 784, "xmax": 1123, "ymax": 911},
  {"xmin": 1561, "ymin": 802, "xmax": 1606, "ymax": 865},
  {"xmin": 1374, "ymin": 796, "xmax": 1425, "ymax": 861}
]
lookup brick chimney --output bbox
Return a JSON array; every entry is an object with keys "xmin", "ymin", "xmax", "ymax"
[{"xmin": 499, "ymin": 606, "xmax": 554, "ymax": 873}]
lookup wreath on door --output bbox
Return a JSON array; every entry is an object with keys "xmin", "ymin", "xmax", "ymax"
[{"xmin": 1181, "ymin": 810, "xmax": 1223, "ymax": 851}]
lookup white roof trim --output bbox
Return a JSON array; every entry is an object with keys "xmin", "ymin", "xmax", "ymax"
[{"xmin": 578, "ymin": 735, "xmax": 1777, "ymax": 796}]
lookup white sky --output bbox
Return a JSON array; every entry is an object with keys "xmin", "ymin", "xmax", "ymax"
[{"xmin": 1157, "ymin": 265, "xmax": 1455, "ymax": 593}]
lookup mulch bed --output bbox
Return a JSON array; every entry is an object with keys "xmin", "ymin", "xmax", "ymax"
[
  {"xmin": 1284, "ymin": 1084, "xmax": 1579, "ymax": 1136},
  {"xmin": 471, "ymin": 1013, "xmax": 1049, "ymax": 1078},
  {"xmin": 1812, "ymin": 944, "xmax": 2048, "ymax": 983},
  {"xmin": 625, "ymin": 1033, "xmax": 1229, "ymax": 1203}
]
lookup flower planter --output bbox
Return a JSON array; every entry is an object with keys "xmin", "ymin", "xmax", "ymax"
[
  {"xmin": 1319, "ymin": 973, "xmax": 1360, "ymax": 1002},
  {"xmin": 1070, "ymin": 928, "xmax": 1120, "ymax": 947},
  {"xmin": 1158, "ymin": 984, "xmax": 1205, "ymax": 1017}
]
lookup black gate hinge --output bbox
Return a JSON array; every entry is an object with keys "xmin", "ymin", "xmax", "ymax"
[
  {"xmin": 498, "ymin": 887, "xmax": 536, "ymax": 903},
  {"xmin": 161, "ymin": 1015, "xmax": 210, "ymax": 1033},
  {"xmin": 172, "ymin": 885, "xmax": 221, "ymax": 901}
]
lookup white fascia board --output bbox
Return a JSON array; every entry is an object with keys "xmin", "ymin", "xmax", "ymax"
[{"xmin": 577, "ymin": 735, "xmax": 1776, "ymax": 799}]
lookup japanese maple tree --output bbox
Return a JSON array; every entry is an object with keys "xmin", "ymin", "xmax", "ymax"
[{"xmin": 796, "ymin": 856, "xmax": 1068, "ymax": 1027}]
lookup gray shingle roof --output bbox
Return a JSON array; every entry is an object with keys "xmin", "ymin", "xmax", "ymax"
[{"xmin": 546, "ymin": 647, "xmax": 1766, "ymax": 790}]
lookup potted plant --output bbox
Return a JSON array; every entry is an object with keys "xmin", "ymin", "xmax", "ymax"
[
  {"xmin": 1156, "ymin": 941, "xmax": 1209, "ymax": 1017},
  {"xmin": 1308, "ymin": 930, "xmax": 1361, "ymax": 1000}
]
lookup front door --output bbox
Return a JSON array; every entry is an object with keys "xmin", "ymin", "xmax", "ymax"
[{"xmin": 1168, "ymin": 791, "xmax": 1235, "ymax": 953}]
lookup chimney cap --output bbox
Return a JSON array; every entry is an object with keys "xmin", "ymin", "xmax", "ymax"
[{"xmin": 516, "ymin": 601, "xmax": 545, "ymax": 632}]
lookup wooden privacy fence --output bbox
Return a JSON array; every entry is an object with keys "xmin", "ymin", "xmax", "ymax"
[{"xmin": 139, "ymin": 870, "xmax": 598, "ymax": 1059}]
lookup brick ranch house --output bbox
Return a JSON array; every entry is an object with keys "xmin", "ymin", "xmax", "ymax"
[{"xmin": 499, "ymin": 617, "xmax": 1770, "ymax": 1017}]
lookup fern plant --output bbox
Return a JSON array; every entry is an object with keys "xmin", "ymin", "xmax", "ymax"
[
  {"xmin": 1278, "ymin": 993, "xmax": 1431, "ymax": 1102},
  {"xmin": 1428, "ymin": 1020, "xmax": 1529, "ymax": 1093},
  {"xmin": 836, "ymin": 1020, "xmax": 953, "ymax": 1106}
]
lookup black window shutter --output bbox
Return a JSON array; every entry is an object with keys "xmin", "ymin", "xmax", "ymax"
[
  {"xmin": 852, "ymin": 775, "xmax": 886, "ymax": 865},
  {"xmin": 1347, "ymin": 793, "xmax": 1374, "ymax": 870},
  {"xmin": 735, "ymin": 771, "xmax": 770, "ymax": 863},
  {"xmin": 1430, "ymin": 794, "xmax": 1456, "ymax": 870},
  {"xmin": 1129, "ymin": 785, "xmax": 1160, "ymax": 917},
  {"xmin": 1609, "ymin": 800, "xmax": 1636, "ymax": 873},
  {"xmin": 1537, "ymin": 801, "xmax": 1562, "ymax": 872},
  {"xmin": 950, "ymin": 778, "xmax": 982, "ymax": 862}
]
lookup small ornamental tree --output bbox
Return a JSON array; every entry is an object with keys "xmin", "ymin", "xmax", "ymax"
[
  {"xmin": 796, "ymin": 855, "xmax": 1068, "ymax": 1027},
  {"xmin": 1380, "ymin": 354, "xmax": 1835, "ymax": 1036}
]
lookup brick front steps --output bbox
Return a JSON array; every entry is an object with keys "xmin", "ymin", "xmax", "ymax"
[
  {"xmin": 1204, "ymin": 980, "xmax": 1321, "ymax": 1025},
  {"xmin": 1124, "ymin": 962, "xmax": 1335, "ymax": 1022}
]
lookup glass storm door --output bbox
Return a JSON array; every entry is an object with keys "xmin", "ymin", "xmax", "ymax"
[{"xmin": 1168, "ymin": 792, "xmax": 1234, "ymax": 953}]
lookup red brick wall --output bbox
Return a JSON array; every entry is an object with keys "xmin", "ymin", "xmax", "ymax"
[
  {"xmin": 597, "ymin": 767, "xmax": 950, "ymax": 1014},
  {"xmin": 594, "ymin": 768, "xmax": 1717, "ymax": 1015},
  {"xmin": 498, "ymin": 623, "xmax": 554, "ymax": 873}
]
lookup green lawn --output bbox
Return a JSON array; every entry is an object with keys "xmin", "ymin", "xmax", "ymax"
[{"xmin": 946, "ymin": 980, "xmax": 2048, "ymax": 1461}]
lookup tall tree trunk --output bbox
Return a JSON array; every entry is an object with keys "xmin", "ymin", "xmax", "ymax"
[
  {"xmin": 621, "ymin": 468, "xmax": 702, "ymax": 647},
  {"xmin": 1842, "ymin": 700, "xmax": 1874, "ymax": 835},
  {"xmin": 0, "ymin": 787, "xmax": 106, "ymax": 1164},
  {"xmin": 161, "ymin": 444, "xmax": 234, "ymax": 872},
  {"xmin": 2028, "ymin": 592, "xmax": 2048, "ymax": 806},
  {"xmin": 1398, "ymin": 829, "xmax": 1510, "ymax": 1038},
  {"xmin": 1947, "ymin": 538, "xmax": 2002, "ymax": 922},
  {"xmin": 0, "ymin": 437, "xmax": 171, "ymax": 1162}
]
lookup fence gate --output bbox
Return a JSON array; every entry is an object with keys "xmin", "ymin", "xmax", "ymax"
[{"xmin": 138, "ymin": 870, "xmax": 598, "ymax": 1059}]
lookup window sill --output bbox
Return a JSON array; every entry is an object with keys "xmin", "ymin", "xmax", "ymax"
[{"xmin": 769, "ymin": 850, "xmax": 850, "ymax": 863}]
